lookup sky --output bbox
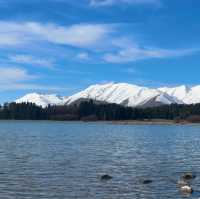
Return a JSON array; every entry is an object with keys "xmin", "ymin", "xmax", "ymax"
[{"xmin": 0, "ymin": 0, "xmax": 200, "ymax": 102}]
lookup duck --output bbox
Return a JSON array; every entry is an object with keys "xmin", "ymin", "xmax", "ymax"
[
  {"xmin": 180, "ymin": 185, "xmax": 193, "ymax": 194},
  {"xmin": 177, "ymin": 179, "xmax": 188, "ymax": 187},
  {"xmin": 100, "ymin": 174, "xmax": 112, "ymax": 181},
  {"xmin": 182, "ymin": 172, "xmax": 196, "ymax": 180}
]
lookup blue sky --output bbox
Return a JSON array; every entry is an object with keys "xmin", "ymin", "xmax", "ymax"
[{"xmin": 0, "ymin": 0, "xmax": 200, "ymax": 102}]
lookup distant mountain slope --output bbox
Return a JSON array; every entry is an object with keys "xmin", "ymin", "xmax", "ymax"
[
  {"xmin": 159, "ymin": 85, "xmax": 200, "ymax": 104},
  {"xmin": 15, "ymin": 93, "xmax": 65, "ymax": 108},
  {"xmin": 138, "ymin": 93, "xmax": 180, "ymax": 108},
  {"xmin": 64, "ymin": 83, "xmax": 182, "ymax": 107},
  {"xmin": 15, "ymin": 83, "xmax": 200, "ymax": 107}
]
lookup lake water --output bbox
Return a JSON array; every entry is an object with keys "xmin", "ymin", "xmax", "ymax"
[{"xmin": 0, "ymin": 121, "xmax": 200, "ymax": 198}]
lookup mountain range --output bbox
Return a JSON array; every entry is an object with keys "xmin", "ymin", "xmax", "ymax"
[{"xmin": 15, "ymin": 83, "xmax": 200, "ymax": 108}]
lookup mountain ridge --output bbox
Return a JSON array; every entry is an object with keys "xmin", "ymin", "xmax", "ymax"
[{"xmin": 15, "ymin": 83, "xmax": 200, "ymax": 108}]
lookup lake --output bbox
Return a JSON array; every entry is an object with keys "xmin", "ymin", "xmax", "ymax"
[{"xmin": 0, "ymin": 121, "xmax": 200, "ymax": 198}]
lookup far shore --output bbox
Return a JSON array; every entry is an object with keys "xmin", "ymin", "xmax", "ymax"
[
  {"xmin": 108, "ymin": 119, "xmax": 199, "ymax": 125},
  {"xmin": 0, "ymin": 119, "xmax": 200, "ymax": 125}
]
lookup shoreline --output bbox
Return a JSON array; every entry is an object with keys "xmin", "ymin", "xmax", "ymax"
[
  {"xmin": 0, "ymin": 119, "xmax": 200, "ymax": 125},
  {"xmin": 109, "ymin": 119, "xmax": 196, "ymax": 125}
]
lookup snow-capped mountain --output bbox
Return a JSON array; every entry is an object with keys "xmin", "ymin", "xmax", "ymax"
[
  {"xmin": 64, "ymin": 83, "xmax": 181, "ymax": 107},
  {"xmin": 15, "ymin": 93, "xmax": 65, "ymax": 108},
  {"xmin": 159, "ymin": 85, "xmax": 200, "ymax": 104},
  {"xmin": 15, "ymin": 83, "xmax": 200, "ymax": 108}
]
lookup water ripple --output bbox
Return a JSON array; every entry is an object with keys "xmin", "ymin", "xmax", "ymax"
[{"xmin": 0, "ymin": 121, "xmax": 199, "ymax": 198}]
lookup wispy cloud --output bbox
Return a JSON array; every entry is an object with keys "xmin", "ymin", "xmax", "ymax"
[
  {"xmin": 9, "ymin": 54, "xmax": 54, "ymax": 69},
  {"xmin": 0, "ymin": 21, "xmax": 112, "ymax": 48},
  {"xmin": 0, "ymin": 67, "xmax": 36, "ymax": 84},
  {"xmin": 76, "ymin": 52, "xmax": 90, "ymax": 60},
  {"xmin": 0, "ymin": 66, "xmax": 63, "ymax": 91},
  {"xmin": 90, "ymin": 0, "xmax": 160, "ymax": 7},
  {"xmin": 0, "ymin": 83, "xmax": 65, "ymax": 91},
  {"xmin": 0, "ymin": 20, "xmax": 198, "ymax": 65},
  {"xmin": 103, "ymin": 39, "xmax": 198, "ymax": 63}
]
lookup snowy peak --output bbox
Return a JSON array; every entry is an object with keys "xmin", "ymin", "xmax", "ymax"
[
  {"xmin": 139, "ymin": 93, "xmax": 181, "ymax": 108},
  {"xmin": 65, "ymin": 83, "xmax": 179, "ymax": 107},
  {"xmin": 64, "ymin": 82, "xmax": 145, "ymax": 106},
  {"xmin": 15, "ymin": 83, "xmax": 200, "ymax": 108},
  {"xmin": 15, "ymin": 93, "xmax": 64, "ymax": 108},
  {"xmin": 159, "ymin": 85, "xmax": 190, "ymax": 102},
  {"xmin": 159, "ymin": 85, "xmax": 200, "ymax": 104}
]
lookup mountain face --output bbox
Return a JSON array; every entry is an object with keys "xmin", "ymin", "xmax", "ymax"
[
  {"xmin": 15, "ymin": 93, "xmax": 65, "ymax": 108},
  {"xmin": 15, "ymin": 83, "xmax": 200, "ymax": 108},
  {"xmin": 158, "ymin": 85, "xmax": 200, "ymax": 104},
  {"xmin": 64, "ymin": 83, "xmax": 182, "ymax": 107}
]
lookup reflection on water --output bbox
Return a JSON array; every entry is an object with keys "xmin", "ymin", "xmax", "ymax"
[{"xmin": 0, "ymin": 121, "xmax": 200, "ymax": 198}]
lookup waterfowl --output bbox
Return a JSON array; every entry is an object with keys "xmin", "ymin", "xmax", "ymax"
[
  {"xmin": 100, "ymin": 174, "xmax": 112, "ymax": 181},
  {"xmin": 142, "ymin": 179, "xmax": 153, "ymax": 184},
  {"xmin": 182, "ymin": 172, "xmax": 196, "ymax": 180},
  {"xmin": 177, "ymin": 179, "xmax": 188, "ymax": 187},
  {"xmin": 180, "ymin": 185, "xmax": 193, "ymax": 194}
]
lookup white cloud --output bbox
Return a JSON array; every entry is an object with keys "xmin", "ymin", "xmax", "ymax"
[
  {"xmin": 76, "ymin": 52, "xmax": 90, "ymax": 60},
  {"xmin": 0, "ymin": 21, "xmax": 197, "ymax": 64},
  {"xmin": 103, "ymin": 47, "xmax": 198, "ymax": 63},
  {"xmin": 0, "ymin": 66, "xmax": 64, "ymax": 91},
  {"xmin": 0, "ymin": 67, "xmax": 35, "ymax": 84},
  {"xmin": 9, "ymin": 54, "xmax": 54, "ymax": 69},
  {"xmin": 0, "ymin": 83, "xmax": 64, "ymax": 91},
  {"xmin": 0, "ymin": 21, "xmax": 112, "ymax": 48},
  {"xmin": 90, "ymin": 0, "xmax": 160, "ymax": 6},
  {"xmin": 0, "ymin": 22, "xmax": 31, "ymax": 46},
  {"xmin": 0, "ymin": 34, "xmax": 23, "ymax": 46},
  {"xmin": 28, "ymin": 23, "xmax": 111, "ymax": 47}
]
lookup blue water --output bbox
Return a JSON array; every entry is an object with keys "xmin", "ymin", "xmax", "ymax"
[{"xmin": 0, "ymin": 121, "xmax": 200, "ymax": 198}]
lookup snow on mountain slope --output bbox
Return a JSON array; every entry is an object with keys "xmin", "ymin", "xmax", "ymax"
[
  {"xmin": 159, "ymin": 85, "xmax": 200, "ymax": 104},
  {"xmin": 138, "ymin": 92, "xmax": 180, "ymax": 107},
  {"xmin": 182, "ymin": 85, "xmax": 200, "ymax": 104},
  {"xmin": 159, "ymin": 85, "xmax": 189, "ymax": 103},
  {"xmin": 64, "ymin": 83, "xmax": 180, "ymax": 107},
  {"xmin": 15, "ymin": 93, "xmax": 64, "ymax": 108},
  {"xmin": 15, "ymin": 83, "xmax": 200, "ymax": 108},
  {"xmin": 64, "ymin": 83, "xmax": 145, "ymax": 106}
]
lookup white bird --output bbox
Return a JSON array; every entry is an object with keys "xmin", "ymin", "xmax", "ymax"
[
  {"xmin": 180, "ymin": 185, "xmax": 193, "ymax": 194},
  {"xmin": 177, "ymin": 179, "xmax": 188, "ymax": 187}
]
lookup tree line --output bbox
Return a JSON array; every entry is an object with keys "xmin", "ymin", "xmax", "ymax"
[{"xmin": 1, "ymin": 100, "xmax": 200, "ymax": 121}]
